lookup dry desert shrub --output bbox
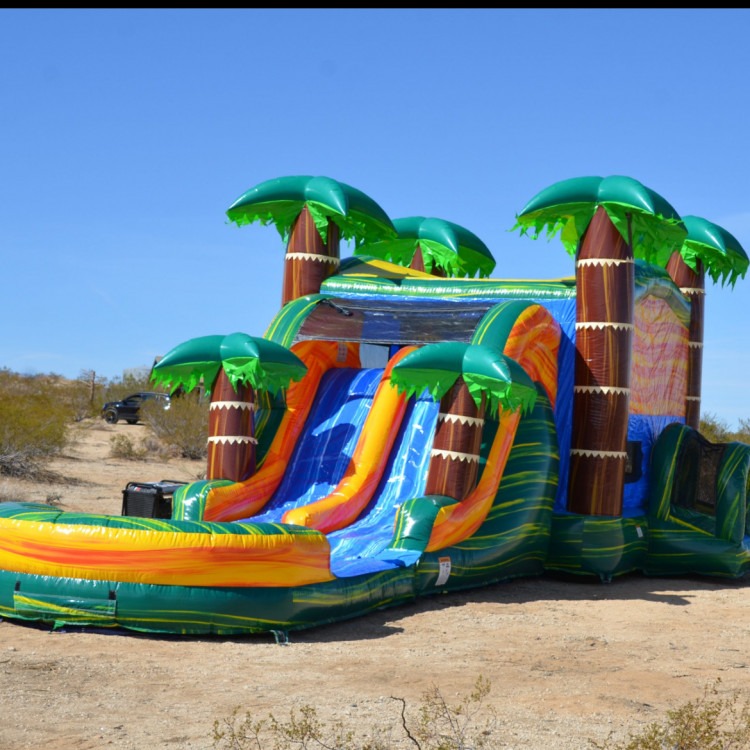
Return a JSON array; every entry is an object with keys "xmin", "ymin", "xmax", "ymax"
[
  {"xmin": 591, "ymin": 679, "xmax": 750, "ymax": 750},
  {"xmin": 213, "ymin": 675, "xmax": 497, "ymax": 750}
]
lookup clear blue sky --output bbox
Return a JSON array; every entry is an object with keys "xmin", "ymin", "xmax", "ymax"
[{"xmin": 1, "ymin": 9, "xmax": 749, "ymax": 428}]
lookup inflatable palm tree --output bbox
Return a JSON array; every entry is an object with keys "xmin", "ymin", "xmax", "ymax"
[
  {"xmin": 152, "ymin": 333, "xmax": 307, "ymax": 482},
  {"xmin": 667, "ymin": 215, "xmax": 748, "ymax": 428},
  {"xmin": 391, "ymin": 342, "xmax": 536, "ymax": 500},
  {"xmin": 355, "ymin": 216, "xmax": 496, "ymax": 278},
  {"xmin": 513, "ymin": 175, "xmax": 686, "ymax": 516},
  {"xmin": 227, "ymin": 175, "xmax": 397, "ymax": 305}
]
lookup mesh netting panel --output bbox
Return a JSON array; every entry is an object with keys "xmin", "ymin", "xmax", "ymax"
[{"xmin": 672, "ymin": 431, "xmax": 725, "ymax": 516}]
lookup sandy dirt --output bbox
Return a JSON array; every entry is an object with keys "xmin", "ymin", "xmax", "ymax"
[{"xmin": 1, "ymin": 419, "xmax": 749, "ymax": 750}]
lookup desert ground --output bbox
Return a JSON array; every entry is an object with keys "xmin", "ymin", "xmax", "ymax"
[{"xmin": 1, "ymin": 419, "xmax": 749, "ymax": 750}]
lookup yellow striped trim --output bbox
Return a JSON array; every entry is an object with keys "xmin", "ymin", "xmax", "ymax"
[
  {"xmin": 570, "ymin": 449, "xmax": 628, "ymax": 459},
  {"xmin": 437, "ymin": 413, "xmax": 485, "ymax": 427},
  {"xmin": 209, "ymin": 401, "xmax": 256, "ymax": 411},
  {"xmin": 285, "ymin": 253, "xmax": 340, "ymax": 265},
  {"xmin": 576, "ymin": 322, "xmax": 635, "ymax": 331},
  {"xmin": 207, "ymin": 436, "xmax": 258, "ymax": 445},
  {"xmin": 679, "ymin": 287, "xmax": 705, "ymax": 296},
  {"xmin": 574, "ymin": 385, "xmax": 630, "ymax": 396},
  {"xmin": 431, "ymin": 448, "xmax": 480, "ymax": 464},
  {"xmin": 577, "ymin": 258, "xmax": 634, "ymax": 268}
]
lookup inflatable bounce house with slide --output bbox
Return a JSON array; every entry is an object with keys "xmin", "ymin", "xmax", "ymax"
[{"xmin": 1, "ymin": 174, "xmax": 749, "ymax": 637}]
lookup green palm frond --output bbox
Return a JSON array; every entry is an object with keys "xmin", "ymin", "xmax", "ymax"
[
  {"xmin": 680, "ymin": 215, "xmax": 749, "ymax": 287},
  {"xmin": 390, "ymin": 342, "xmax": 536, "ymax": 417},
  {"xmin": 512, "ymin": 175, "xmax": 686, "ymax": 266},
  {"xmin": 151, "ymin": 332, "xmax": 307, "ymax": 397},
  {"xmin": 355, "ymin": 216, "xmax": 496, "ymax": 278},
  {"xmin": 226, "ymin": 175, "xmax": 397, "ymax": 246}
]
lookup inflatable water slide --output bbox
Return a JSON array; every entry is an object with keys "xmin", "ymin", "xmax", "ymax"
[{"xmin": 0, "ymin": 173, "xmax": 748, "ymax": 637}]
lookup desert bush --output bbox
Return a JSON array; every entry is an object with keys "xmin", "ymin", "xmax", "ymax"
[
  {"xmin": 213, "ymin": 675, "xmax": 496, "ymax": 750},
  {"xmin": 700, "ymin": 413, "xmax": 734, "ymax": 443},
  {"xmin": 0, "ymin": 368, "xmax": 73, "ymax": 479},
  {"xmin": 700, "ymin": 413, "xmax": 750, "ymax": 444},
  {"xmin": 140, "ymin": 432, "xmax": 180, "ymax": 460},
  {"xmin": 45, "ymin": 369, "xmax": 110, "ymax": 422},
  {"xmin": 109, "ymin": 434, "xmax": 148, "ymax": 460},
  {"xmin": 141, "ymin": 394, "xmax": 209, "ymax": 460},
  {"xmin": 214, "ymin": 704, "xmax": 389, "ymax": 750},
  {"xmin": 408, "ymin": 675, "xmax": 496, "ymax": 749},
  {"xmin": 591, "ymin": 679, "xmax": 750, "ymax": 750},
  {"xmin": 737, "ymin": 418, "xmax": 750, "ymax": 444},
  {"xmin": 212, "ymin": 676, "xmax": 750, "ymax": 750},
  {"xmin": 108, "ymin": 431, "xmax": 179, "ymax": 462}
]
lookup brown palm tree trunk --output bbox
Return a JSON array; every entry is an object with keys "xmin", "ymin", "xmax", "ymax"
[
  {"xmin": 409, "ymin": 244, "xmax": 445, "ymax": 277},
  {"xmin": 666, "ymin": 252, "xmax": 705, "ymax": 429},
  {"xmin": 282, "ymin": 205, "xmax": 340, "ymax": 305},
  {"xmin": 206, "ymin": 369, "xmax": 256, "ymax": 482},
  {"xmin": 425, "ymin": 378, "xmax": 485, "ymax": 501},
  {"xmin": 568, "ymin": 205, "xmax": 634, "ymax": 516}
]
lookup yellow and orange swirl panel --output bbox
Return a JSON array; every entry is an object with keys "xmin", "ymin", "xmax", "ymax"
[
  {"xmin": 0, "ymin": 517, "xmax": 334, "ymax": 588},
  {"xmin": 501, "ymin": 305, "xmax": 560, "ymax": 408}
]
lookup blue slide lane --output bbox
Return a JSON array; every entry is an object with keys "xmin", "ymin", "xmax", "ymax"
[
  {"xmin": 328, "ymin": 391, "xmax": 439, "ymax": 577},
  {"xmin": 246, "ymin": 367, "xmax": 383, "ymax": 524}
]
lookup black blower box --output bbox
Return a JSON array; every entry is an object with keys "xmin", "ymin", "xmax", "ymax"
[{"xmin": 121, "ymin": 480, "xmax": 186, "ymax": 519}]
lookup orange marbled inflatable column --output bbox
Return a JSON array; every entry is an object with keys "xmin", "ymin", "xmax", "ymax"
[
  {"xmin": 666, "ymin": 251, "xmax": 705, "ymax": 429},
  {"xmin": 424, "ymin": 378, "xmax": 484, "ymax": 501},
  {"xmin": 207, "ymin": 369, "xmax": 255, "ymax": 482},
  {"xmin": 568, "ymin": 206, "xmax": 634, "ymax": 516},
  {"xmin": 282, "ymin": 205, "xmax": 340, "ymax": 305}
]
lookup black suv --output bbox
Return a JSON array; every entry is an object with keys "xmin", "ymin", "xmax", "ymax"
[{"xmin": 101, "ymin": 392, "xmax": 170, "ymax": 425}]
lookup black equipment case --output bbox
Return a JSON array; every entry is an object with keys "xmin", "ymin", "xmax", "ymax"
[{"xmin": 121, "ymin": 480, "xmax": 186, "ymax": 519}]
